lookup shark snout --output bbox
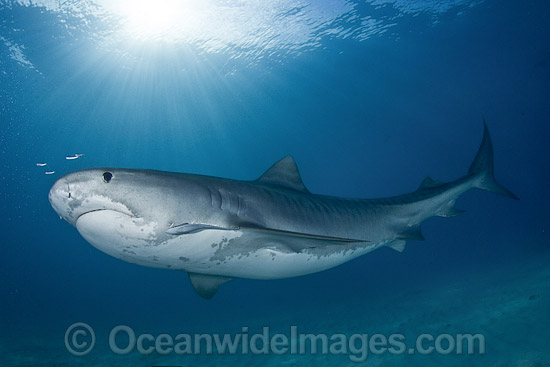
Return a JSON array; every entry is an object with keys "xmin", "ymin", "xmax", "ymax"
[
  {"xmin": 49, "ymin": 176, "xmax": 77, "ymax": 225},
  {"xmin": 49, "ymin": 172, "xmax": 98, "ymax": 226},
  {"xmin": 49, "ymin": 170, "xmax": 136, "ymax": 227}
]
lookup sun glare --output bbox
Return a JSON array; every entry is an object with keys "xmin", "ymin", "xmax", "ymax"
[
  {"xmin": 104, "ymin": 0, "xmax": 195, "ymax": 41},
  {"xmin": 126, "ymin": 0, "xmax": 181, "ymax": 36}
]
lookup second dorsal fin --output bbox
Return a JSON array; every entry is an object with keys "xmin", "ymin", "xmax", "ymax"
[
  {"xmin": 418, "ymin": 176, "xmax": 442, "ymax": 189},
  {"xmin": 256, "ymin": 156, "xmax": 309, "ymax": 193}
]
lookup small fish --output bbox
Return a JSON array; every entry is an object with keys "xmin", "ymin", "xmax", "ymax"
[
  {"xmin": 45, "ymin": 171, "xmax": 55, "ymax": 175},
  {"xmin": 66, "ymin": 153, "xmax": 85, "ymax": 160},
  {"xmin": 36, "ymin": 163, "xmax": 47, "ymax": 167}
]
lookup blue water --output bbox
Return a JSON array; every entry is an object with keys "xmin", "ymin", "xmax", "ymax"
[{"xmin": 1, "ymin": 0, "xmax": 549, "ymax": 365}]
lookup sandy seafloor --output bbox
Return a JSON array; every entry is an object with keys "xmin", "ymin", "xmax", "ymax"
[{"xmin": 3, "ymin": 250, "xmax": 548, "ymax": 367}]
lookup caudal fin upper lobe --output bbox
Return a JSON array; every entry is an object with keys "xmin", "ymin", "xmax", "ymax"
[{"xmin": 468, "ymin": 121, "xmax": 518, "ymax": 200}]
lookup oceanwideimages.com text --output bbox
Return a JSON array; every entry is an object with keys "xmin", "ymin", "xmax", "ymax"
[{"xmin": 65, "ymin": 323, "xmax": 485, "ymax": 362}]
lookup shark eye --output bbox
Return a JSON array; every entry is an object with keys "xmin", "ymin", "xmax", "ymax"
[{"xmin": 103, "ymin": 172, "xmax": 113, "ymax": 183}]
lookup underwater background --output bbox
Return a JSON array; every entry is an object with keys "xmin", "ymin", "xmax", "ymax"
[{"xmin": 1, "ymin": 0, "xmax": 549, "ymax": 365}]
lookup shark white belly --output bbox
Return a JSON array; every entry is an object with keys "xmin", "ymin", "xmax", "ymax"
[{"xmin": 76, "ymin": 209, "xmax": 380, "ymax": 279}]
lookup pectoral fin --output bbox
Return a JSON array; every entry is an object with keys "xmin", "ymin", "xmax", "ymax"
[
  {"xmin": 188, "ymin": 273, "xmax": 232, "ymax": 299},
  {"xmin": 240, "ymin": 224, "xmax": 367, "ymax": 243},
  {"xmin": 167, "ymin": 223, "xmax": 238, "ymax": 235}
]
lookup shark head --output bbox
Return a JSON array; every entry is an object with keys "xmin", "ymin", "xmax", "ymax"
[
  {"xmin": 48, "ymin": 168, "xmax": 216, "ymax": 261},
  {"xmin": 49, "ymin": 168, "xmax": 214, "ymax": 225},
  {"xmin": 49, "ymin": 169, "xmax": 155, "ymax": 261},
  {"xmin": 49, "ymin": 169, "xmax": 135, "ymax": 227},
  {"xmin": 49, "ymin": 168, "xmax": 169, "ymax": 224}
]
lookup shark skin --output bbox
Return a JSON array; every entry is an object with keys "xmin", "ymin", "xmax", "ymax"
[{"xmin": 49, "ymin": 123, "xmax": 517, "ymax": 298}]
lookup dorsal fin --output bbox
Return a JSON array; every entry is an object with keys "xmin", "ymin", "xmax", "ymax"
[
  {"xmin": 418, "ymin": 176, "xmax": 442, "ymax": 190},
  {"xmin": 256, "ymin": 156, "xmax": 309, "ymax": 193}
]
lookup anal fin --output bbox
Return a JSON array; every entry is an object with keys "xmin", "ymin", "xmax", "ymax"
[
  {"xmin": 397, "ymin": 225, "xmax": 425, "ymax": 241},
  {"xmin": 437, "ymin": 206, "xmax": 466, "ymax": 218},
  {"xmin": 188, "ymin": 273, "xmax": 232, "ymax": 299}
]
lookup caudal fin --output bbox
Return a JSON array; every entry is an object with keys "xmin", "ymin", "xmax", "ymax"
[{"xmin": 468, "ymin": 121, "xmax": 518, "ymax": 200}]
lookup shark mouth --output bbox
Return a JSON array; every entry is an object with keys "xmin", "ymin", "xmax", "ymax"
[
  {"xmin": 76, "ymin": 209, "xmax": 134, "ymax": 222},
  {"xmin": 75, "ymin": 209, "xmax": 136, "ymax": 229},
  {"xmin": 75, "ymin": 209, "xmax": 155, "ymax": 249}
]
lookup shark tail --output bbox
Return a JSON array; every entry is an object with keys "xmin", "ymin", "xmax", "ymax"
[
  {"xmin": 468, "ymin": 122, "xmax": 518, "ymax": 200},
  {"xmin": 387, "ymin": 122, "xmax": 517, "ymax": 254}
]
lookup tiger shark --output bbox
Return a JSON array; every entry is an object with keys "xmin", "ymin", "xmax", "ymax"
[{"xmin": 49, "ymin": 123, "xmax": 517, "ymax": 298}]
